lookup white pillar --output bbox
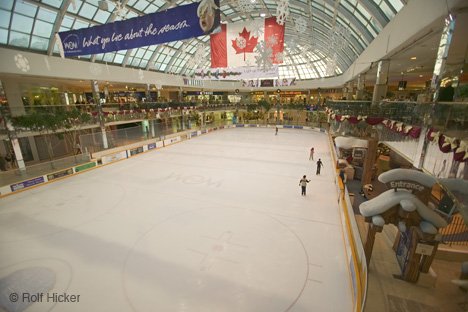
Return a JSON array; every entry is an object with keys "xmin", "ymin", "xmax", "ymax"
[{"xmin": 372, "ymin": 60, "xmax": 390, "ymax": 106}]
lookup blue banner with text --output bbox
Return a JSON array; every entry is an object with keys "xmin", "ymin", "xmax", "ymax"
[{"xmin": 58, "ymin": 0, "xmax": 219, "ymax": 57}]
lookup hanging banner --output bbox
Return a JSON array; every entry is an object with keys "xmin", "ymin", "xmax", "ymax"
[
  {"xmin": 57, "ymin": 0, "xmax": 220, "ymax": 57},
  {"xmin": 210, "ymin": 17, "xmax": 285, "ymax": 68},
  {"xmin": 194, "ymin": 66, "xmax": 278, "ymax": 80}
]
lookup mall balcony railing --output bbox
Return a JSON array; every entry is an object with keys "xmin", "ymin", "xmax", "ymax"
[
  {"xmin": 325, "ymin": 100, "xmax": 468, "ymax": 136},
  {"xmin": 0, "ymin": 153, "xmax": 91, "ymax": 186}
]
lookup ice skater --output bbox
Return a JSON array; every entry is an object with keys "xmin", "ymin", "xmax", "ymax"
[
  {"xmin": 275, "ymin": 126, "xmax": 278, "ymax": 135},
  {"xmin": 309, "ymin": 147, "xmax": 314, "ymax": 160},
  {"xmin": 316, "ymin": 158, "xmax": 323, "ymax": 175},
  {"xmin": 299, "ymin": 175, "xmax": 310, "ymax": 196}
]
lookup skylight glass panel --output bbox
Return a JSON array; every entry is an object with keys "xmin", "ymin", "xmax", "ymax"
[
  {"xmin": 30, "ymin": 35, "xmax": 49, "ymax": 50},
  {"xmin": 114, "ymin": 53, "xmax": 125, "ymax": 63},
  {"xmin": 0, "ymin": 10, "xmax": 10, "ymax": 28},
  {"xmin": 0, "ymin": 0, "xmax": 13, "ymax": 10},
  {"xmin": 133, "ymin": 0, "xmax": 150, "ymax": 12},
  {"xmin": 9, "ymin": 31, "xmax": 30, "ymax": 47},
  {"xmin": 0, "ymin": 29, "xmax": 8, "ymax": 44},
  {"xmin": 37, "ymin": 8, "xmax": 57, "ymax": 22},
  {"xmin": 379, "ymin": 1, "xmax": 395, "ymax": 19},
  {"xmin": 11, "ymin": 14, "xmax": 34, "ymax": 33},
  {"xmin": 14, "ymin": 1, "xmax": 37, "ymax": 17},
  {"xmin": 388, "ymin": 0, "xmax": 404, "ymax": 12},
  {"xmin": 93, "ymin": 9, "xmax": 111, "ymax": 23},
  {"xmin": 33, "ymin": 20, "xmax": 53, "ymax": 38},
  {"xmin": 79, "ymin": 2, "xmax": 97, "ymax": 20},
  {"xmin": 73, "ymin": 20, "xmax": 89, "ymax": 30},
  {"xmin": 41, "ymin": 0, "xmax": 62, "ymax": 9},
  {"xmin": 144, "ymin": 4, "xmax": 158, "ymax": 13},
  {"xmin": 67, "ymin": 0, "xmax": 83, "ymax": 14}
]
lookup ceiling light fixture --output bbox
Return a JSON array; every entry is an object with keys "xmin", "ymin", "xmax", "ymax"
[{"xmin": 410, "ymin": 56, "xmax": 417, "ymax": 60}]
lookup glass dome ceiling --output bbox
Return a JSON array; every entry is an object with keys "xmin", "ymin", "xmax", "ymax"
[{"xmin": 0, "ymin": 0, "xmax": 405, "ymax": 80}]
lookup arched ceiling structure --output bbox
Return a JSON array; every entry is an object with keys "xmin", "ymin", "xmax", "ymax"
[{"xmin": 0, "ymin": 0, "xmax": 406, "ymax": 81}]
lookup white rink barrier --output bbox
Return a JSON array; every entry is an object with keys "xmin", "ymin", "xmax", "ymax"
[
  {"xmin": 0, "ymin": 161, "xmax": 98, "ymax": 197},
  {"xmin": 328, "ymin": 133, "xmax": 368, "ymax": 312}
]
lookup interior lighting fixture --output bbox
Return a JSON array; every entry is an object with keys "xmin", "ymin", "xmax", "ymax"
[{"xmin": 410, "ymin": 56, "xmax": 417, "ymax": 60}]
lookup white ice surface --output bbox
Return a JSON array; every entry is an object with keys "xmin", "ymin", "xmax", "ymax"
[{"xmin": 0, "ymin": 128, "xmax": 353, "ymax": 312}]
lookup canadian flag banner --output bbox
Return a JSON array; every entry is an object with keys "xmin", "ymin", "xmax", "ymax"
[{"xmin": 210, "ymin": 17, "xmax": 285, "ymax": 68}]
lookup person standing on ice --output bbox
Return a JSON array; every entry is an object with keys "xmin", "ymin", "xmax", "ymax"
[
  {"xmin": 309, "ymin": 147, "xmax": 314, "ymax": 160},
  {"xmin": 275, "ymin": 126, "xmax": 278, "ymax": 135},
  {"xmin": 299, "ymin": 175, "xmax": 310, "ymax": 196},
  {"xmin": 316, "ymin": 158, "xmax": 323, "ymax": 175}
]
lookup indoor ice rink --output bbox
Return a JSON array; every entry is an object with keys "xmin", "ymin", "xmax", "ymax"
[{"xmin": 0, "ymin": 127, "xmax": 353, "ymax": 312}]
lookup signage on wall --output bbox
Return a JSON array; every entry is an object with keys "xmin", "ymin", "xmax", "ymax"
[
  {"xmin": 386, "ymin": 180, "xmax": 426, "ymax": 192},
  {"xmin": 10, "ymin": 176, "xmax": 45, "ymax": 192},
  {"xmin": 57, "ymin": 0, "xmax": 220, "ymax": 57},
  {"xmin": 47, "ymin": 169, "xmax": 74, "ymax": 181}
]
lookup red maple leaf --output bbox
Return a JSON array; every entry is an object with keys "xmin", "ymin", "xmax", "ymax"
[{"xmin": 231, "ymin": 28, "xmax": 258, "ymax": 61}]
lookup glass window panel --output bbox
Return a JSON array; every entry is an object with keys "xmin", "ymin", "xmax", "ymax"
[
  {"xmin": 388, "ymin": 0, "xmax": 404, "ymax": 12},
  {"xmin": 143, "ymin": 50, "xmax": 153, "ymax": 59},
  {"xmin": 126, "ymin": 11, "xmax": 138, "ymax": 19},
  {"xmin": 103, "ymin": 53, "xmax": 114, "ymax": 62},
  {"xmin": 113, "ymin": 53, "xmax": 125, "ymax": 63},
  {"xmin": 0, "ymin": 28, "xmax": 8, "ymax": 44},
  {"xmin": 0, "ymin": 0, "xmax": 14, "ymax": 10},
  {"xmin": 73, "ymin": 20, "xmax": 89, "ymax": 30},
  {"xmin": 133, "ymin": 0, "xmax": 149, "ymax": 11},
  {"xmin": 94, "ymin": 54, "xmax": 104, "ymax": 61},
  {"xmin": 42, "ymin": 0, "xmax": 62, "ymax": 9},
  {"xmin": 59, "ymin": 26, "xmax": 71, "ymax": 32},
  {"xmin": 127, "ymin": 0, "xmax": 138, "ymax": 6},
  {"xmin": 9, "ymin": 31, "xmax": 30, "ymax": 47},
  {"xmin": 14, "ymin": 1, "xmax": 37, "ymax": 17},
  {"xmin": 144, "ymin": 4, "xmax": 157, "ymax": 13},
  {"xmin": 159, "ymin": 63, "xmax": 167, "ymax": 71},
  {"xmin": 37, "ymin": 8, "xmax": 57, "ymax": 22},
  {"xmin": 135, "ymin": 49, "xmax": 145, "ymax": 58},
  {"xmin": 11, "ymin": 14, "xmax": 34, "ymax": 33},
  {"xmin": 62, "ymin": 16, "xmax": 74, "ymax": 28},
  {"xmin": 341, "ymin": 1, "xmax": 355, "ymax": 13},
  {"xmin": 30, "ymin": 35, "xmax": 49, "ymax": 50},
  {"xmin": 93, "ymin": 9, "xmax": 111, "ymax": 23},
  {"xmin": 140, "ymin": 60, "xmax": 148, "ymax": 68},
  {"xmin": 356, "ymin": 3, "xmax": 371, "ymax": 20},
  {"xmin": 79, "ymin": 3, "xmax": 98, "ymax": 19},
  {"xmin": 67, "ymin": 0, "xmax": 83, "ymax": 14},
  {"xmin": 0, "ymin": 10, "xmax": 10, "ymax": 28},
  {"xmin": 33, "ymin": 20, "xmax": 53, "ymax": 38},
  {"xmin": 131, "ymin": 58, "xmax": 140, "ymax": 66},
  {"xmin": 379, "ymin": 2, "xmax": 394, "ymax": 19}
]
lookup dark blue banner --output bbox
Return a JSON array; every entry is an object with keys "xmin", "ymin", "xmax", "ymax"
[{"xmin": 58, "ymin": 0, "xmax": 220, "ymax": 57}]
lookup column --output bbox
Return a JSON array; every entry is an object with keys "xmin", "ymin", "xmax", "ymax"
[
  {"xmin": 371, "ymin": 60, "xmax": 390, "ymax": 106},
  {"xmin": 356, "ymin": 74, "xmax": 365, "ymax": 100},
  {"xmin": 2, "ymin": 78, "xmax": 26, "ymax": 117},
  {"xmin": 145, "ymin": 84, "xmax": 152, "ymax": 102},
  {"xmin": 362, "ymin": 138, "xmax": 378, "ymax": 187},
  {"xmin": 28, "ymin": 137, "xmax": 40, "ymax": 162},
  {"xmin": 345, "ymin": 81, "xmax": 354, "ymax": 100},
  {"xmin": 431, "ymin": 15, "xmax": 456, "ymax": 102},
  {"xmin": 364, "ymin": 222, "xmax": 383, "ymax": 266},
  {"xmin": 417, "ymin": 14, "xmax": 457, "ymax": 167},
  {"xmin": 91, "ymin": 80, "xmax": 108, "ymax": 149}
]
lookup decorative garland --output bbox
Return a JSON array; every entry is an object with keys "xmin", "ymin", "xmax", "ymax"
[
  {"xmin": 426, "ymin": 128, "xmax": 467, "ymax": 162},
  {"xmin": 325, "ymin": 107, "xmax": 421, "ymax": 139}
]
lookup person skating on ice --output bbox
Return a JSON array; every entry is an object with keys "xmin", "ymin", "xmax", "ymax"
[
  {"xmin": 309, "ymin": 147, "xmax": 314, "ymax": 160},
  {"xmin": 299, "ymin": 175, "xmax": 310, "ymax": 196},
  {"xmin": 316, "ymin": 158, "xmax": 323, "ymax": 175},
  {"xmin": 275, "ymin": 126, "xmax": 278, "ymax": 135}
]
